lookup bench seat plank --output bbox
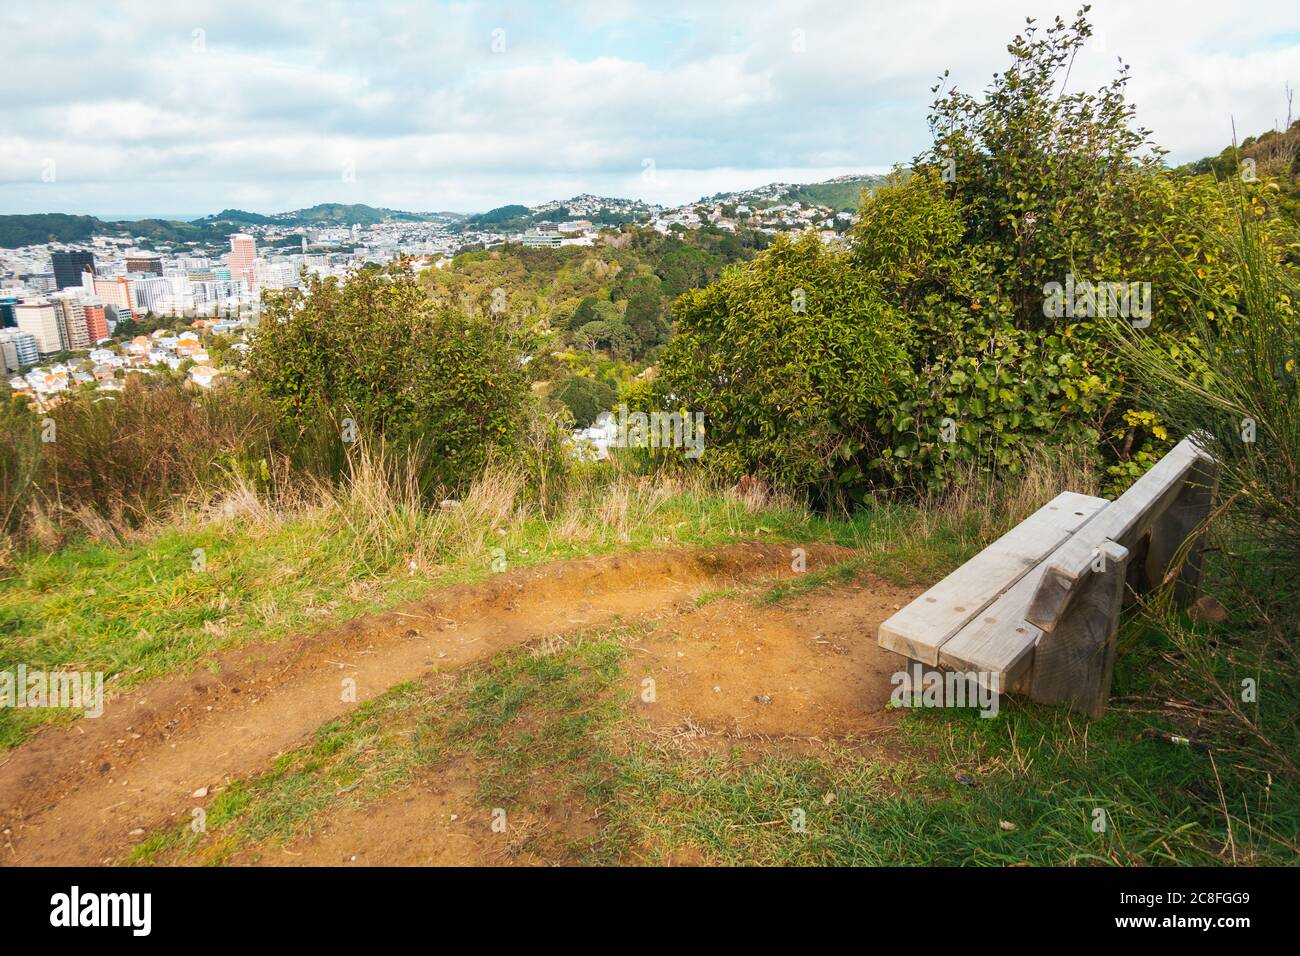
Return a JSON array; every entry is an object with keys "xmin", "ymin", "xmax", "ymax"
[
  {"xmin": 938, "ymin": 541, "xmax": 1128, "ymax": 692},
  {"xmin": 1025, "ymin": 437, "xmax": 1210, "ymax": 632},
  {"xmin": 878, "ymin": 491, "xmax": 1110, "ymax": 664},
  {"xmin": 937, "ymin": 563, "xmax": 1047, "ymax": 690}
]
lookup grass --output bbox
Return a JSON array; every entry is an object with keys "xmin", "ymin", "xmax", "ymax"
[
  {"xmin": 17, "ymin": 441, "xmax": 1295, "ymax": 867},
  {"xmin": 130, "ymin": 593, "xmax": 1298, "ymax": 867},
  {"xmin": 0, "ymin": 446, "xmax": 1027, "ymax": 750}
]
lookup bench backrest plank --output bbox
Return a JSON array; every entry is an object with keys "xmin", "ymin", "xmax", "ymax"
[
  {"xmin": 878, "ymin": 491, "xmax": 1110, "ymax": 664},
  {"xmin": 940, "ymin": 540, "xmax": 1128, "ymax": 693},
  {"xmin": 1025, "ymin": 437, "xmax": 1210, "ymax": 632}
]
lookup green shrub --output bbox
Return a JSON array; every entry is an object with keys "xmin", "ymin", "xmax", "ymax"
[
  {"xmin": 0, "ymin": 399, "xmax": 41, "ymax": 537},
  {"xmin": 653, "ymin": 233, "xmax": 911, "ymax": 503},
  {"xmin": 552, "ymin": 375, "xmax": 616, "ymax": 427},
  {"xmin": 247, "ymin": 261, "xmax": 532, "ymax": 496},
  {"xmin": 36, "ymin": 376, "xmax": 276, "ymax": 527}
]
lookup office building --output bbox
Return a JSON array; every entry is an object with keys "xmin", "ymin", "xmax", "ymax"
[
  {"xmin": 229, "ymin": 234, "xmax": 256, "ymax": 289},
  {"xmin": 126, "ymin": 254, "xmax": 164, "ymax": 275},
  {"xmin": 83, "ymin": 304, "xmax": 109, "ymax": 342},
  {"xmin": 0, "ymin": 329, "xmax": 40, "ymax": 372},
  {"xmin": 51, "ymin": 250, "xmax": 96, "ymax": 290},
  {"xmin": 51, "ymin": 294, "xmax": 91, "ymax": 351},
  {"xmin": 15, "ymin": 300, "xmax": 63, "ymax": 354},
  {"xmin": 93, "ymin": 276, "xmax": 134, "ymax": 311}
]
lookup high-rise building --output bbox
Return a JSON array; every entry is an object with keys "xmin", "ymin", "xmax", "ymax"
[
  {"xmin": 51, "ymin": 250, "xmax": 96, "ymax": 290},
  {"xmin": 0, "ymin": 329, "xmax": 40, "ymax": 372},
  {"xmin": 50, "ymin": 294, "xmax": 90, "ymax": 351},
  {"xmin": 229, "ymin": 234, "xmax": 256, "ymax": 289},
  {"xmin": 132, "ymin": 276, "xmax": 172, "ymax": 314},
  {"xmin": 83, "ymin": 304, "xmax": 109, "ymax": 342},
  {"xmin": 126, "ymin": 254, "xmax": 164, "ymax": 275},
  {"xmin": 0, "ymin": 296, "xmax": 16, "ymax": 329},
  {"xmin": 93, "ymin": 276, "xmax": 134, "ymax": 311},
  {"xmin": 254, "ymin": 259, "xmax": 298, "ymax": 290},
  {"xmin": 15, "ymin": 301, "xmax": 63, "ymax": 355}
]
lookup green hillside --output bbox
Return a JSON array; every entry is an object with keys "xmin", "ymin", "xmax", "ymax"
[
  {"xmin": 0, "ymin": 213, "xmax": 102, "ymax": 248},
  {"xmin": 780, "ymin": 174, "xmax": 889, "ymax": 211}
]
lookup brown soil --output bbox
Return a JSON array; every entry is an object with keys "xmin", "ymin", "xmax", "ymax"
[{"xmin": 0, "ymin": 542, "xmax": 919, "ymax": 867}]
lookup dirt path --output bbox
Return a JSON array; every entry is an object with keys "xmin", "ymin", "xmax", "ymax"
[
  {"xmin": 1, "ymin": 542, "xmax": 884, "ymax": 866},
  {"xmin": 259, "ymin": 571, "xmax": 920, "ymax": 866}
]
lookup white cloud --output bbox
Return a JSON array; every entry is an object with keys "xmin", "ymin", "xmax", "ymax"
[{"xmin": 0, "ymin": 0, "xmax": 1296, "ymax": 216}]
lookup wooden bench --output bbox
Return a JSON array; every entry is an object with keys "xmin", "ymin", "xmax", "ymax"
[{"xmin": 878, "ymin": 437, "xmax": 1218, "ymax": 718}]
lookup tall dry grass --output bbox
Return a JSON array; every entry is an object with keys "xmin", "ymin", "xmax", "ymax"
[{"xmin": 887, "ymin": 442, "xmax": 1101, "ymax": 544}]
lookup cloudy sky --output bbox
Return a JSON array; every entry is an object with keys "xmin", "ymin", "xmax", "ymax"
[{"xmin": 2, "ymin": 1, "xmax": 1297, "ymax": 218}]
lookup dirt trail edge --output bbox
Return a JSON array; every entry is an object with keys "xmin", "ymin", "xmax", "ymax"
[{"xmin": 0, "ymin": 542, "xmax": 852, "ymax": 865}]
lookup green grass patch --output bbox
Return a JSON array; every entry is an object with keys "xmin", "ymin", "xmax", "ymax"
[{"xmin": 757, "ymin": 558, "xmax": 864, "ymax": 605}]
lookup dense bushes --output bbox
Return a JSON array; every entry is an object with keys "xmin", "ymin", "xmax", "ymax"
[
  {"xmin": 0, "ymin": 261, "xmax": 543, "ymax": 555},
  {"xmin": 552, "ymin": 375, "xmax": 617, "ymax": 427},
  {"xmin": 1121, "ymin": 199, "xmax": 1300, "ymax": 571},
  {"xmin": 0, "ymin": 401, "xmax": 41, "ymax": 537},
  {"xmin": 653, "ymin": 233, "xmax": 911, "ymax": 501},
  {"xmin": 36, "ymin": 378, "xmax": 277, "ymax": 527},
  {"xmin": 247, "ymin": 261, "xmax": 532, "ymax": 495},
  {"xmin": 654, "ymin": 9, "xmax": 1292, "ymax": 500},
  {"xmin": 0, "ymin": 377, "xmax": 277, "ymax": 551}
]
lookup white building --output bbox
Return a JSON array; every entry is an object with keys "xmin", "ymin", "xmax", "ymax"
[{"xmin": 15, "ymin": 300, "xmax": 63, "ymax": 355}]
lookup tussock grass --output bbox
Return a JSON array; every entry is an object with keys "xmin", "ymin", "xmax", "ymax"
[{"xmin": 0, "ymin": 439, "xmax": 1097, "ymax": 750}]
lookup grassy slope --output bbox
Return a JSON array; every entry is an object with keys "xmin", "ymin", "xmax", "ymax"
[
  {"xmin": 133, "ymin": 576, "xmax": 1296, "ymax": 866},
  {"xmin": 0, "ymin": 470, "xmax": 975, "ymax": 749},
  {"xmin": 6, "ymin": 470, "xmax": 1293, "ymax": 865}
]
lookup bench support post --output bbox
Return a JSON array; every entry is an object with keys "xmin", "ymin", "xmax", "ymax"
[
  {"xmin": 1027, "ymin": 541, "xmax": 1129, "ymax": 719},
  {"xmin": 1144, "ymin": 456, "xmax": 1220, "ymax": 605}
]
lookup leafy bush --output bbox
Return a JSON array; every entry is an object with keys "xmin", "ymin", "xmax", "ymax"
[
  {"xmin": 0, "ymin": 399, "xmax": 41, "ymax": 537},
  {"xmin": 36, "ymin": 376, "xmax": 275, "ymax": 527},
  {"xmin": 1119, "ymin": 195, "xmax": 1300, "ymax": 571},
  {"xmin": 552, "ymin": 375, "xmax": 617, "ymax": 427},
  {"xmin": 649, "ymin": 9, "xmax": 1280, "ymax": 498},
  {"xmin": 247, "ymin": 261, "xmax": 532, "ymax": 495},
  {"xmin": 653, "ymin": 233, "xmax": 911, "ymax": 502}
]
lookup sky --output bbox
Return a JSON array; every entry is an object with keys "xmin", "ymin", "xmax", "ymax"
[{"xmin": 1, "ymin": 0, "xmax": 1298, "ymax": 219}]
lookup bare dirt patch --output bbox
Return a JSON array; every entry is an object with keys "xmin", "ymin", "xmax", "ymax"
[
  {"xmin": 242, "ymin": 572, "xmax": 920, "ymax": 866},
  {"xmin": 629, "ymin": 577, "xmax": 918, "ymax": 750},
  {"xmin": 1, "ymin": 542, "xmax": 887, "ymax": 866}
]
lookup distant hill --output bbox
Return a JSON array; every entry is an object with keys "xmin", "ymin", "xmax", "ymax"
[
  {"xmin": 0, "ymin": 172, "xmax": 891, "ymax": 249},
  {"xmin": 701, "ymin": 173, "xmax": 887, "ymax": 213},
  {"xmin": 779, "ymin": 174, "xmax": 888, "ymax": 211},
  {"xmin": 192, "ymin": 208, "xmax": 279, "ymax": 226},
  {"xmin": 0, "ymin": 204, "xmax": 460, "ymax": 249},
  {"xmin": 0, "ymin": 213, "xmax": 234, "ymax": 249},
  {"xmin": 194, "ymin": 203, "xmax": 450, "ymax": 227},
  {"xmin": 465, "ymin": 204, "xmax": 531, "ymax": 228},
  {"xmin": 0, "ymin": 213, "xmax": 103, "ymax": 248}
]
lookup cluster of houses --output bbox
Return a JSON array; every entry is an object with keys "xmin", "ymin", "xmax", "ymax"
[
  {"xmin": 646, "ymin": 199, "xmax": 854, "ymax": 242},
  {"xmin": 6, "ymin": 322, "xmax": 246, "ymax": 411}
]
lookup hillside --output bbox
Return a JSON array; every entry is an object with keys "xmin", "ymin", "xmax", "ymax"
[
  {"xmin": 779, "ymin": 173, "xmax": 889, "ymax": 210},
  {"xmin": 0, "ymin": 213, "xmax": 106, "ymax": 248},
  {"xmin": 0, "ymin": 173, "xmax": 884, "ymax": 249}
]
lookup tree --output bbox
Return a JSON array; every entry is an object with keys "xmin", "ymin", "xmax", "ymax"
[
  {"xmin": 247, "ymin": 261, "xmax": 531, "ymax": 493},
  {"xmin": 625, "ymin": 289, "xmax": 668, "ymax": 354},
  {"xmin": 567, "ymin": 296, "xmax": 599, "ymax": 331},
  {"xmin": 653, "ymin": 233, "xmax": 911, "ymax": 501},
  {"xmin": 552, "ymin": 375, "xmax": 617, "ymax": 427},
  {"xmin": 918, "ymin": 6, "xmax": 1161, "ymax": 327}
]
